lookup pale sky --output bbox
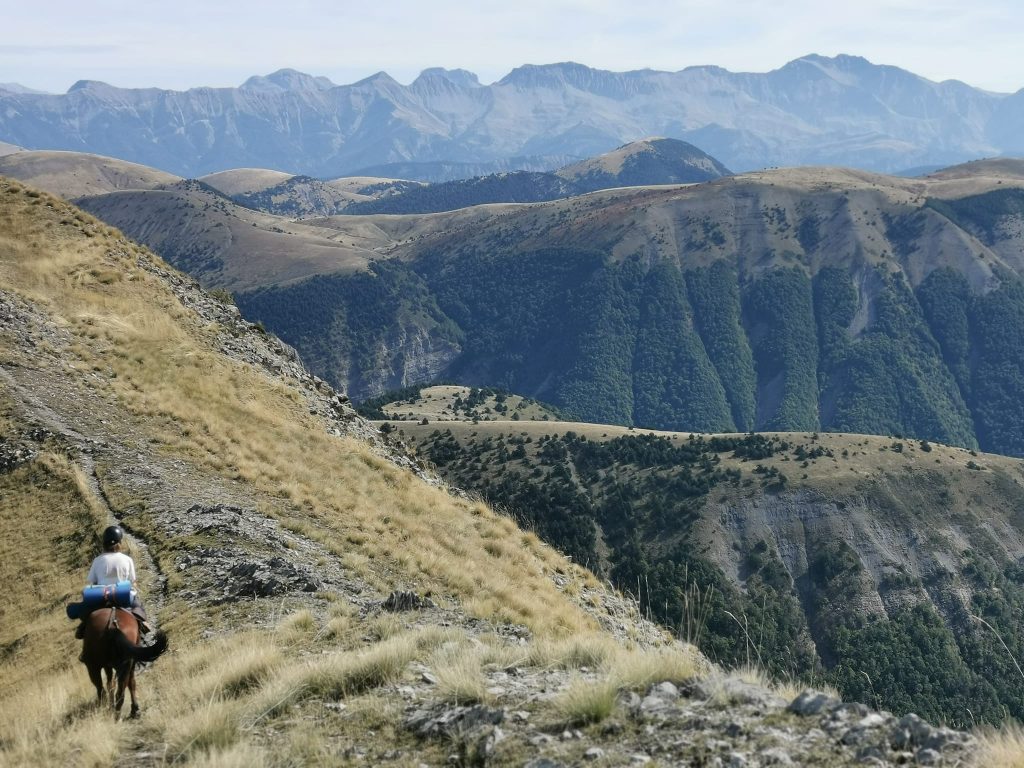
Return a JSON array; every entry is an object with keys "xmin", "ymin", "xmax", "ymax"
[{"xmin": 2, "ymin": 0, "xmax": 1022, "ymax": 94}]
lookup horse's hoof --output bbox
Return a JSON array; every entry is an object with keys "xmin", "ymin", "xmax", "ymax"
[{"xmin": 129, "ymin": 709, "xmax": 140, "ymax": 720}]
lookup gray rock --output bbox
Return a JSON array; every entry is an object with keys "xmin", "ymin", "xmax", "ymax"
[
  {"xmin": 856, "ymin": 745, "xmax": 884, "ymax": 763},
  {"xmin": 650, "ymin": 681, "xmax": 679, "ymax": 698},
  {"xmin": 916, "ymin": 747, "xmax": 941, "ymax": 765},
  {"xmin": 382, "ymin": 590, "xmax": 435, "ymax": 612},
  {"xmin": 761, "ymin": 748, "xmax": 793, "ymax": 766},
  {"xmin": 856, "ymin": 713, "xmax": 887, "ymax": 729},
  {"xmin": 786, "ymin": 692, "xmax": 843, "ymax": 720},
  {"xmin": 584, "ymin": 747, "xmax": 605, "ymax": 760},
  {"xmin": 890, "ymin": 725, "xmax": 913, "ymax": 750},
  {"xmin": 694, "ymin": 676, "xmax": 786, "ymax": 710},
  {"xmin": 404, "ymin": 704, "xmax": 505, "ymax": 740}
]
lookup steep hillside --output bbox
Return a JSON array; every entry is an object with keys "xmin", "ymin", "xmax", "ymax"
[
  {"xmin": 0, "ymin": 55, "xmax": 1019, "ymax": 174},
  {"xmin": 238, "ymin": 163, "xmax": 1024, "ymax": 456},
  {"xmin": 0, "ymin": 178, "xmax": 984, "ymax": 766},
  {"xmin": 387, "ymin": 412, "xmax": 1024, "ymax": 726},
  {"xmin": 73, "ymin": 180, "xmax": 377, "ymax": 290},
  {"xmin": 0, "ymin": 150, "xmax": 180, "ymax": 198},
  {"xmin": 344, "ymin": 139, "xmax": 731, "ymax": 215},
  {"xmin": 556, "ymin": 137, "xmax": 732, "ymax": 191}
]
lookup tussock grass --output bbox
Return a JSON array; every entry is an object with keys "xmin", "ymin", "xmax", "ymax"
[
  {"xmin": 321, "ymin": 614, "xmax": 354, "ymax": 642},
  {"xmin": 0, "ymin": 450, "xmax": 106, "ymax": 697},
  {"xmin": 246, "ymin": 633, "xmax": 419, "ymax": 722},
  {"xmin": 303, "ymin": 634, "xmax": 418, "ymax": 698},
  {"xmin": 555, "ymin": 676, "xmax": 619, "ymax": 725},
  {"xmin": 771, "ymin": 675, "xmax": 840, "ymax": 703},
  {"xmin": 527, "ymin": 633, "xmax": 620, "ymax": 669},
  {"xmin": 164, "ymin": 698, "xmax": 243, "ymax": 759},
  {"xmin": 278, "ymin": 608, "xmax": 316, "ymax": 639},
  {"xmin": 201, "ymin": 640, "xmax": 282, "ymax": 699},
  {"xmin": 607, "ymin": 645, "xmax": 702, "ymax": 690},
  {"xmin": 974, "ymin": 722, "xmax": 1024, "ymax": 767},
  {"xmin": 430, "ymin": 645, "xmax": 490, "ymax": 704},
  {"xmin": 0, "ymin": 675, "xmax": 119, "ymax": 766},
  {"xmin": 187, "ymin": 743, "xmax": 270, "ymax": 768},
  {"xmin": 366, "ymin": 613, "xmax": 405, "ymax": 642}
]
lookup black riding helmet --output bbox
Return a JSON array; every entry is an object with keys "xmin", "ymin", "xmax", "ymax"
[{"xmin": 102, "ymin": 525, "xmax": 124, "ymax": 547}]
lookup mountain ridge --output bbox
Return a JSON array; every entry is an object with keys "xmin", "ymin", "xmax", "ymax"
[{"xmin": 2, "ymin": 55, "xmax": 1022, "ymax": 177}]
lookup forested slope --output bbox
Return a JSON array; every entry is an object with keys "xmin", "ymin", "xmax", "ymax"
[{"xmin": 239, "ymin": 165, "xmax": 1024, "ymax": 455}]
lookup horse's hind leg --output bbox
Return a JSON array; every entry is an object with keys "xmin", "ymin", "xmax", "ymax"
[
  {"xmin": 113, "ymin": 666, "xmax": 128, "ymax": 721},
  {"xmin": 87, "ymin": 664, "xmax": 104, "ymax": 706},
  {"xmin": 104, "ymin": 667, "xmax": 116, "ymax": 707},
  {"xmin": 126, "ymin": 664, "xmax": 139, "ymax": 719}
]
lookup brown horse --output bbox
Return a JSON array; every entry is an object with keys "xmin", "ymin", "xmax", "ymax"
[{"xmin": 81, "ymin": 608, "xmax": 168, "ymax": 719}]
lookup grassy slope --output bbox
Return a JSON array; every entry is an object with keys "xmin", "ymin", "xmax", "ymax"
[
  {"xmin": 0, "ymin": 179, "xmax": 701, "ymax": 765},
  {"xmin": 0, "ymin": 150, "xmax": 181, "ymax": 199}
]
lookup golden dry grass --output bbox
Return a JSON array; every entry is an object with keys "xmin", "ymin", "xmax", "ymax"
[
  {"xmin": 554, "ymin": 676, "xmax": 619, "ymax": 725},
  {"xmin": 0, "ymin": 177, "xmax": 596, "ymax": 640},
  {"xmin": 973, "ymin": 722, "xmax": 1024, "ymax": 767},
  {"xmin": 430, "ymin": 644, "xmax": 491, "ymax": 704},
  {"xmin": 606, "ymin": 644, "xmax": 703, "ymax": 689},
  {"xmin": 0, "ymin": 178, "xmax": 713, "ymax": 765},
  {"xmin": 0, "ymin": 450, "xmax": 106, "ymax": 698}
]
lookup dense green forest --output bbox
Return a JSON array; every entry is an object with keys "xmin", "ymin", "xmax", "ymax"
[
  {"xmin": 236, "ymin": 180, "xmax": 1024, "ymax": 456},
  {"xmin": 409, "ymin": 426, "xmax": 1024, "ymax": 724},
  {"xmin": 240, "ymin": 250, "xmax": 1024, "ymax": 455}
]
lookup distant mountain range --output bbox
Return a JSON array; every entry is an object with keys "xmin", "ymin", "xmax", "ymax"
[{"xmin": 2, "ymin": 55, "xmax": 1023, "ymax": 177}]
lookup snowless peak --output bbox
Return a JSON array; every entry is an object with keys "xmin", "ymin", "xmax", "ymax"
[
  {"xmin": 413, "ymin": 68, "xmax": 481, "ymax": 88},
  {"xmin": 0, "ymin": 82, "xmax": 49, "ymax": 95},
  {"xmin": 352, "ymin": 71, "xmax": 401, "ymax": 89},
  {"xmin": 241, "ymin": 69, "xmax": 335, "ymax": 92},
  {"xmin": 65, "ymin": 80, "xmax": 134, "ymax": 98},
  {"xmin": 68, "ymin": 80, "xmax": 113, "ymax": 93},
  {"xmin": 498, "ymin": 62, "xmax": 600, "ymax": 86}
]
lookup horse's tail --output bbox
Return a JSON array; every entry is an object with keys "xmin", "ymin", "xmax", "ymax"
[{"xmin": 110, "ymin": 629, "xmax": 168, "ymax": 664}]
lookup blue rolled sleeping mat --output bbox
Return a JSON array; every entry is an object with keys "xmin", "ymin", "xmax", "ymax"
[{"xmin": 66, "ymin": 581, "xmax": 136, "ymax": 619}]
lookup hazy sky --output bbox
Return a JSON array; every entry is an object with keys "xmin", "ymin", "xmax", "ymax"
[{"xmin": 3, "ymin": 0, "xmax": 1022, "ymax": 94}]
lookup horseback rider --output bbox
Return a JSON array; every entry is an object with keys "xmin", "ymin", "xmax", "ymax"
[{"xmin": 75, "ymin": 526, "xmax": 152, "ymax": 641}]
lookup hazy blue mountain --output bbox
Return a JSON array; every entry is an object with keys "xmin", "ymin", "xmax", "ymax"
[
  {"xmin": 0, "ymin": 55, "xmax": 1019, "ymax": 176},
  {"xmin": 0, "ymin": 82, "xmax": 48, "ymax": 95}
]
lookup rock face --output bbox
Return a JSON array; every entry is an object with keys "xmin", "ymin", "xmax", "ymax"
[
  {"xmin": 398, "ymin": 676, "xmax": 973, "ymax": 767},
  {"xmin": 0, "ymin": 55, "xmax": 1021, "ymax": 176}
]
